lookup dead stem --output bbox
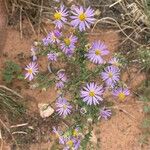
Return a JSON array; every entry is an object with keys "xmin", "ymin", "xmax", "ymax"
[
  {"xmin": 20, "ymin": 5, "xmax": 23, "ymax": 39},
  {"xmin": 92, "ymin": 17, "xmax": 145, "ymax": 46},
  {"xmin": 38, "ymin": 0, "xmax": 43, "ymax": 40},
  {"xmin": 10, "ymin": 123, "xmax": 28, "ymax": 128},
  {"xmin": 0, "ymin": 85, "xmax": 23, "ymax": 99},
  {"xmin": 0, "ymin": 129, "xmax": 3, "ymax": 150},
  {"xmin": 12, "ymin": 131, "xmax": 27, "ymax": 135},
  {"xmin": 20, "ymin": 0, "xmax": 52, "ymax": 11},
  {"xmin": 24, "ymin": 11, "xmax": 36, "ymax": 35},
  {"xmin": 0, "ymin": 119, "xmax": 19, "ymax": 150},
  {"xmin": 109, "ymin": 0, "xmax": 123, "ymax": 8}
]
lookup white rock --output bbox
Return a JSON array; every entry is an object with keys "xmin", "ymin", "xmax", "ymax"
[{"xmin": 38, "ymin": 103, "xmax": 54, "ymax": 118}]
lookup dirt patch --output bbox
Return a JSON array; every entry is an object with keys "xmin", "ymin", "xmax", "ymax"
[{"xmin": 98, "ymin": 101, "xmax": 144, "ymax": 150}]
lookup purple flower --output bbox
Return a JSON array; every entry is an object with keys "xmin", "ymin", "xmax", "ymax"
[
  {"xmin": 99, "ymin": 107, "xmax": 112, "ymax": 120},
  {"xmin": 56, "ymin": 81, "xmax": 65, "ymax": 89},
  {"xmin": 86, "ymin": 41, "xmax": 109, "ymax": 64},
  {"xmin": 56, "ymin": 70, "xmax": 67, "ymax": 82},
  {"xmin": 25, "ymin": 62, "xmax": 38, "ymax": 81},
  {"xmin": 31, "ymin": 46, "xmax": 37, "ymax": 61},
  {"xmin": 109, "ymin": 57, "xmax": 120, "ymax": 67},
  {"xmin": 42, "ymin": 37, "xmax": 50, "ymax": 46},
  {"xmin": 53, "ymin": 127, "xmax": 65, "ymax": 144},
  {"xmin": 60, "ymin": 35, "xmax": 78, "ymax": 56},
  {"xmin": 63, "ymin": 137, "xmax": 77, "ymax": 150},
  {"xmin": 80, "ymin": 82, "xmax": 104, "ymax": 105},
  {"xmin": 74, "ymin": 139, "xmax": 81, "ymax": 150},
  {"xmin": 56, "ymin": 97, "xmax": 72, "ymax": 118},
  {"xmin": 70, "ymin": 6, "xmax": 96, "ymax": 31},
  {"xmin": 47, "ymin": 52, "xmax": 57, "ymax": 62},
  {"xmin": 53, "ymin": 5, "xmax": 68, "ymax": 29},
  {"xmin": 47, "ymin": 30, "xmax": 62, "ymax": 44},
  {"xmin": 113, "ymin": 87, "xmax": 130, "ymax": 101},
  {"xmin": 101, "ymin": 66, "xmax": 120, "ymax": 87}
]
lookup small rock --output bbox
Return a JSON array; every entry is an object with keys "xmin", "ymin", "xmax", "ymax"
[
  {"xmin": 38, "ymin": 103, "xmax": 54, "ymax": 118},
  {"xmin": 95, "ymin": 9, "xmax": 101, "ymax": 16}
]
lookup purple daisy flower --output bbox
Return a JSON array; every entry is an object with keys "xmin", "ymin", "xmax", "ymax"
[
  {"xmin": 99, "ymin": 107, "xmax": 112, "ymax": 120},
  {"xmin": 56, "ymin": 97, "xmax": 72, "ymax": 118},
  {"xmin": 86, "ymin": 41, "xmax": 109, "ymax": 64},
  {"xmin": 56, "ymin": 81, "xmax": 65, "ymax": 89},
  {"xmin": 109, "ymin": 57, "xmax": 120, "ymax": 67},
  {"xmin": 56, "ymin": 70, "xmax": 67, "ymax": 83},
  {"xmin": 64, "ymin": 137, "xmax": 77, "ymax": 150},
  {"xmin": 70, "ymin": 6, "xmax": 96, "ymax": 31},
  {"xmin": 74, "ymin": 139, "xmax": 81, "ymax": 150},
  {"xmin": 42, "ymin": 37, "xmax": 50, "ymax": 46},
  {"xmin": 60, "ymin": 35, "xmax": 78, "ymax": 56},
  {"xmin": 47, "ymin": 30, "xmax": 62, "ymax": 44},
  {"xmin": 101, "ymin": 66, "xmax": 120, "ymax": 87},
  {"xmin": 80, "ymin": 82, "xmax": 104, "ymax": 105},
  {"xmin": 25, "ymin": 62, "xmax": 38, "ymax": 81},
  {"xmin": 31, "ymin": 46, "xmax": 37, "ymax": 61},
  {"xmin": 47, "ymin": 52, "xmax": 57, "ymax": 62},
  {"xmin": 53, "ymin": 127, "xmax": 65, "ymax": 144},
  {"xmin": 113, "ymin": 87, "xmax": 130, "ymax": 101},
  {"xmin": 53, "ymin": 5, "xmax": 68, "ymax": 29}
]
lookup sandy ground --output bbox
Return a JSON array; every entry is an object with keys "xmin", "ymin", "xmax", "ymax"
[{"xmin": 0, "ymin": 26, "xmax": 149, "ymax": 150}]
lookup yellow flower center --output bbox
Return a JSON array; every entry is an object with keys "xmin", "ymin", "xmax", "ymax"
[
  {"xmin": 108, "ymin": 72, "xmax": 113, "ymax": 78},
  {"xmin": 54, "ymin": 12, "xmax": 62, "ymax": 20},
  {"xmin": 55, "ymin": 132, "xmax": 60, "ymax": 138},
  {"xmin": 95, "ymin": 49, "xmax": 101, "ymax": 55},
  {"xmin": 114, "ymin": 62, "xmax": 119, "ymax": 66},
  {"xmin": 28, "ymin": 69, "xmax": 33, "ymax": 74},
  {"xmin": 79, "ymin": 13, "xmax": 86, "ymax": 21},
  {"xmin": 52, "ymin": 35, "xmax": 56, "ymax": 40},
  {"xmin": 89, "ymin": 91, "xmax": 95, "ymax": 97},
  {"xmin": 63, "ymin": 104, "xmax": 67, "ymax": 110},
  {"xmin": 64, "ymin": 38, "xmax": 71, "ymax": 46},
  {"xmin": 118, "ymin": 92, "xmax": 125, "ymax": 100},
  {"xmin": 67, "ymin": 140, "xmax": 73, "ymax": 147},
  {"xmin": 73, "ymin": 130, "xmax": 78, "ymax": 137}
]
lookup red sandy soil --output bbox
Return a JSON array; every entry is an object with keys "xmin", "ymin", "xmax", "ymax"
[{"xmin": 0, "ymin": 26, "xmax": 149, "ymax": 150}]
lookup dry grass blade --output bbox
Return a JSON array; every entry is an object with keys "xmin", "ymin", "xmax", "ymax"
[
  {"xmin": 0, "ymin": 119, "xmax": 19, "ymax": 150},
  {"xmin": 0, "ymin": 129, "xmax": 3, "ymax": 150},
  {"xmin": 20, "ymin": 5, "xmax": 23, "ymax": 39},
  {"xmin": 0, "ymin": 85, "xmax": 23, "ymax": 99},
  {"xmin": 92, "ymin": 17, "xmax": 144, "ymax": 46},
  {"xmin": 0, "ymin": 85, "xmax": 25, "ymax": 117},
  {"xmin": 109, "ymin": 0, "xmax": 123, "ymax": 8},
  {"xmin": 38, "ymin": 0, "xmax": 43, "ymax": 40},
  {"xmin": 10, "ymin": 123, "xmax": 28, "ymax": 128}
]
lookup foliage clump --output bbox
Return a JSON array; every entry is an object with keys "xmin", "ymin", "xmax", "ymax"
[{"xmin": 2, "ymin": 61, "xmax": 22, "ymax": 84}]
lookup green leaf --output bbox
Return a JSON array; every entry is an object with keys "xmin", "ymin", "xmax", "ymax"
[
  {"xmin": 142, "ymin": 119, "xmax": 150, "ymax": 128},
  {"xmin": 144, "ymin": 105, "xmax": 150, "ymax": 113}
]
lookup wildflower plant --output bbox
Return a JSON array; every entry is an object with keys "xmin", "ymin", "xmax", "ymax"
[{"xmin": 25, "ymin": 4, "xmax": 130, "ymax": 149}]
